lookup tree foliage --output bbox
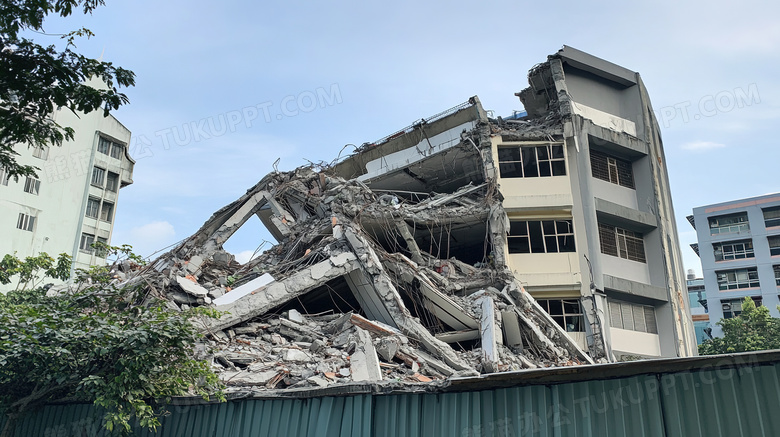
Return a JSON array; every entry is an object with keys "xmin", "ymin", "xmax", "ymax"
[
  {"xmin": 0, "ymin": 246, "xmax": 223, "ymax": 436},
  {"xmin": 0, "ymin": 251, "xmax": 71, "ymax": 292},
  {"xmin": 698, "ymin": 297, "xmax": 780, "ymax": 355},
  {"xmin": 0, "ymin": 0, "xmax": 135, "ymax": 180}
]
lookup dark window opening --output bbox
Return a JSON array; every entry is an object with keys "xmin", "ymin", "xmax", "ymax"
[
  {"xmin": 714, "ymin": 239, "xmax": 754, "ymax": 261},
  {"xmin": 508, "ymin": 220, "xmax": 575, "ymax": 254},
  {"xmin": 498, "ymin": 144, "xmax": 566, "ymax": 179},
  {"xmin": 764, "ymin": 206, "xmax": 780, "ymax": 228},
  {"xmin": 708, "ymin": 212, "xmax": 749, "ymax": 235}
]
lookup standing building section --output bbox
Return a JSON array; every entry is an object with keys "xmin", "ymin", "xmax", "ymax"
[
  {"xmin": 330, "ymin": 46, "xmax": 696, "ymax": 360},
  {"xmin": 0, "ymin": 85, "xmax": 134, "ymax": 290},
  {"xmin": 689, "ymin": 193, "xmax": 780, "ymax": 338}
]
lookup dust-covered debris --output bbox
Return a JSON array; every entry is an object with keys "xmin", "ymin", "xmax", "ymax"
[{"xmin": 98, "ymin": 80, "xmax": 603, "ymax": 395}]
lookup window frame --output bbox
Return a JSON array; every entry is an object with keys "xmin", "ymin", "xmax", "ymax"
[
  {"xmin": 508, "ymin": 219, "xmax": 576, "ymax": 254},
  {"xmin": 497, "ymin": 143, "xmax": 566, "ymax": 179},
  {"xmin": 716, "ymin": 267, "xmax": 760, "ymax": 290},
  {"xmin": 79, "ymin": 233, "xmax": 96, "ymax": 254},
  {"xmin": 86, "ymin": 197, "xmax": 100, "ymax": 219},
  {"xmin": 95, "ymin": 237, "xmax": 109, "ymax": 258},
  {"xmin": 23, "ymin": 177, "xmax": 40, "ymax": 195},
  {"xmin": 590, "ymin": 149, "xmax": 635, "ymax": 189},
  {"xmin": 16, "ymin": 213, "xmax": 35, "ymax": 232},
  {"xmin": 722, "ymin": 297, "xmax": 762, "ymax": 319},
  {"xmin": 98, "ymin": 137, "xmax": 111, "ymax": 155},
  {"xmin": 713, "ymin": 239, "xmax": 755, "ymax": 261},
  {"xmin": 91, "ymin": 166, "xmax": 106, "ymax": 187},
  {"xmin": 769, "ymin": 235, "xmax": 780, "ymax": 257},
  {"xmin": 708, "ymin": 212, "xmax": 749, "ymax": 235},
  {"xmin": 609, "ymin": 299, "xmax": 658, "ymax": 334},
  {"xmin": 598, "ymin": 222, "xmax": 646, "ymax": 263},
  {"xmin": 774, "ymin": 265, "xmax": 780, "ymax": 286},
  {"xmin": 105, "ymin": 172, "xmax": 119, "ymax": 192},
  {"xmin": 109, "ymin": 142, "xmax": 124, "ymax": 159},
  {"xmin": 763, "ymin": 206, "xmax": 780, "ymax": 228},
  {"xmin": 537, "ymin": 298, "xmax": 585, "ymax": 332},
  {"xmin": 100, "ymin": 201, "xmax": 114, "ymax": 222},
  {"xmin": 0, "ymin": 168, "xmax": 9, "ymax": 186}
]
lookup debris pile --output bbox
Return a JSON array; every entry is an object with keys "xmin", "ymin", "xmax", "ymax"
[{"xmin": 123, "ymin": 155, "xmax": 592, "ymax": 392}]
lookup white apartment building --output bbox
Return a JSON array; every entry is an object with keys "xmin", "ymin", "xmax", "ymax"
[{"xmin": 0, "ymin": 96, "xmax": 134, "ymax": 290}]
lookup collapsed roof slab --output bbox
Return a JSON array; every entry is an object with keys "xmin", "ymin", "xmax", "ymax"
[
  {"xmin": 331, "ymin": 98, "xmax": 487, "ymax": 182},
  {"xmin": 201, "ymin": 251, "xmax": 361, "ymax": 332},
  {"xmin": 361, "ymin": 142, "xmax": 485, "ymax": 194}
]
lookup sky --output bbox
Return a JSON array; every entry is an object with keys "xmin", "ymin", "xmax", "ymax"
[{"xmin": 35, "ymin": 0, "xmax": 780, "ymax": 274}]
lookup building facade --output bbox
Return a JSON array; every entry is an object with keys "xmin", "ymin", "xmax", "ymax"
[
  {"xmin": 330, "ymin": 46, "xmax": 696, "ymax": 361},
  {"xmin": 689, "ymin": 193, "xmax": 780, "ymax": 337},
  {"xmin": 686, "ymin": 271, "xmax": 710, "ymax": 345},
  {"xmin": 0, "ymin": 94, "xmax": 134, "ymax": 290}
]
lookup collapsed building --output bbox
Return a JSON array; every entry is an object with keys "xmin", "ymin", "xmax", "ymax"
[{"xmin": 126, "ymin": 46, "xmax": 696, "ymax": 392}]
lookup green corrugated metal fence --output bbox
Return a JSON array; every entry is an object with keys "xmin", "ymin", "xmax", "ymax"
[{"xmin": 3, "ymin": 357, "xmax": 780, "ymax": 436}]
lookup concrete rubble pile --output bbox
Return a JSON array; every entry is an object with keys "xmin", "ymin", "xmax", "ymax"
[
  {"xmin": 125, "ymin": 171, "xmax": 591, "ymax": 392},
  {"xmin": 120, "ymin": 75, "xmax": 598, "ymax": 392}
]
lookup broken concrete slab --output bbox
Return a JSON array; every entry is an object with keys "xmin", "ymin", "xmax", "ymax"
[
  {"xmin": 203, "ymin": 256, "xmax": 359, "ymax": 332},
  {"xmin": 212, "ymin": 273, "xmax": 274, "ymax": 306},
  {"xmin": 176, "ymin": 276, "xmax": 209, "ymax": 297},
  {"xmin": 350, "ymin": 327, "xmax": 382, "ymax": 382},
  {"xmin": 477, "ymin": 296, "xmax": 498, "ymax": 373}
]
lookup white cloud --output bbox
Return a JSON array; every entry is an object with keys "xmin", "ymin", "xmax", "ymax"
[
  {"xmin": 233, "ymin": 250, "xmax": 258, "ymax": 264},
  {"xmin": 681, "ymin": 141, "xmax": 726, "ymax": 151},
  {"xmin": 125, "ymin": 221, "xmax": 176, "ymax": 258}
]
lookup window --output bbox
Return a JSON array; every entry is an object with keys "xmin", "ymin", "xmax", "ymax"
[
  {"xmin": 590, "ymin": 150, "xmax": 634, "ymax": 189},
  {"xmin": 716, "ymin": 267, "xmax": 760, "ymax": 290},
  {"xmin": 708, "ymin": 212, "xmax": 749, "ymax": 235},
  {"xmin": 769, "ymin": 235, "xmax": 780, "ymax": 256},
  {"xmin": 106, "ymin": 172, "xmax": 119, "ymax": 192},
  {"xmin": 32, "ymin": 145, "xmax": 49, "ymax": 160},
  {"xmin": 100, "ymin": 201, "xmax": 114, "ymax": 222},
  {"xmin": 774, "ymin": 265, "xmax": 780, "ymax": 286},
  {"xmin": 79, "ymin": 233, "xmax": 95, "ymax": 254},
  {"xmin": 722, "ymin": 297, "xmax": 762, "ymax": 319},
  {"xmin": 537, "ymin": 299, "xmax": 584, "ymax": 332},
  {"xmin": 598, "ymin": 223, "xmax": 646, "ymax": 262},
  {"xmin": 764, "ymin": 206, "xmax": 780, "ymax": 228},
  {"xmin": 91, "ymin": 166, "xmax": 105, "ymax": 187},
  {"xmin": 609, "ymin": 300, "xmax": 658, "ymax": 333},
  {"xmin": 23, "ymin": 177, "xmax": 40, "ymax": 195},
  {"xmin": 0, "ymin": 167, "xmax": 10, "ymax": 186},
  {"xmin": 110, "ymin": 143, "xmax": 124, "ymax": 159},
  {"xmin": 498, "ymin": 144, "xmax": 566, "ymax": 178},
  {"xmin": 95, "ymin": 237, "xmax": 108, "ymax": 258},
  {"xmin": 99, "ymin": 137, "xmax": 125, "ymax": 159},
  {"xmin": 86, "ymin": 197, "xmax": 100, "ymax": 219},
  {"xmin": 98, "ymin": 137, "xmax": 111, "ymax": 155},
  {"xmin": 713, "ymin": 239, "xmax": 754, "ymax": 261},
  {"xmin": 16, "ymin": 213, "xmax": 35, "ymax": 232},
  {"xmin": 508, "ymin": 220, "xmax": 575, "ymax": 254}
]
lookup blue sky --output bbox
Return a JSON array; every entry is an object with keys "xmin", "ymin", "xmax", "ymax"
[{"xmin": 39, "ymin": 0, "xmax": 780, "ymax": 274}]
